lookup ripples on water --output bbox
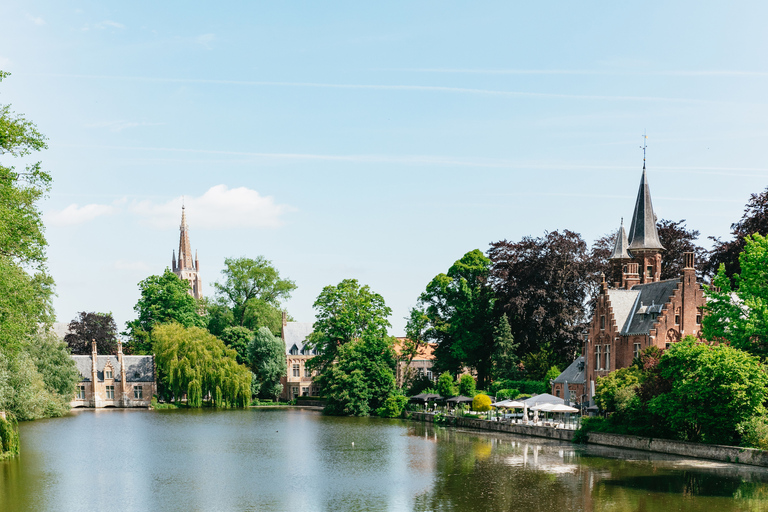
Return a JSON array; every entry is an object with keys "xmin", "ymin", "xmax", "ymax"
[{"xmin": 1, "ymin": 408, "xmax": 767, "ymax": 511}]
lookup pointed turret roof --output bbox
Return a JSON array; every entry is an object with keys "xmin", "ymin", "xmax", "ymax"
[
  {"xmin": 609, "ymin": 219, "xmax": 632, "ymax": 260},
  {"xmin": 178, "ymin": 206, "xmax": 194, "ymax": 270},
  {"xmin": 627, "ymin": 166, "xmax": 664, "ymax": 251}
]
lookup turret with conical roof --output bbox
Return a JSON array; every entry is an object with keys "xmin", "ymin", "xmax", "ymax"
[
  {"xmin": 627, "ymin": 166, "xmax": 664, "ymax": 252},
  {"xmin": 609, "ymin": 219, "xmax": 631, "ymax": 261}
]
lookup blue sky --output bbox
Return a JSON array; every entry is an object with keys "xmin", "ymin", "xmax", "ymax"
[{"xmin": 2, "ymin": 2, "xmax": 768, "ymax": 335}]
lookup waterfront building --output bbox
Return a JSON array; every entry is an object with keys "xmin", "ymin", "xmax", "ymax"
[
  {"xmin": 394, "ymin": 338, "xmax": 437, "ymax": 389},
  {"xmin": 70, "ymin": 341, "xmax": 155, "ymax": 408},
  {"xmin": 279, "ymin": 315, "xmax": 318, "ymax": 400},
  {"xmin": 582, "ymin": 165, "xmax": 706, "ymax": 404},
  {"xmin": 171, "ymin": 205, "xmax": 203, "ymax": 299},
  {"xmin": 551, "ymin": 356, "xmax": 585, "ymax": 405}
]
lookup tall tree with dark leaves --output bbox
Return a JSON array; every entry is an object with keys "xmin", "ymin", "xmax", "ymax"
[
  {"xmin": 489, "ymin": 230, "xmax": 596, "ymax": 366},
  {"xmin": 64, "ymin": 312, "xmax": 119, "ymax": 355},
  {"xmin": 705, "ymin": 187, "xmax": 768, "ymax": 283},
  {"xmin": 410, "ymin": 250, "xmax": 496, "ymax": 388},
  {"xmin": 656, "ymin": 219, "xmax": 708, "ymax": 281}
]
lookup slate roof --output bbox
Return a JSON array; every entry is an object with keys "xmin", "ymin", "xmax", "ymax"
[
  {"xmin": 609, "ymin": 221, "xmax": 632, "ymax": 260},
  {"xmin": 71, "ymin": 355, "xmax": 154, "ymax": 382},
  {"xmin": 283, "ymin": 322, "xmax": 315, "ymax": 355},
  {"xmin": 627, "ymin": 168, "xmax": 664, "ymax": 251},
  {"xmin": 554, "ymin": 356, "xmax": 585, "ymax": 384},
  {"xmin": 606, "ymin": 289, "xmax": 641, "ymax": 333},
  {"xmin": 621, "ymin": 278, "xmax": 680, "ymax": 335}
]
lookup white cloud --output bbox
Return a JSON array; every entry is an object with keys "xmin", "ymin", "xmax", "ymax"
[
  {"xmin": 131, "ymin": 185, "xmax": 294, "ymax": 229},
  {"xmin": 196, "ymin": 33, "xmax": 215, "ymax": 49},
  {"xmin": 95, "ymin": 20, "xmax": 125, "ymax": 30},
  {"xmin": 47, "ymin": 203, "xmax": 116, "ymax": 226},
  {"xmin": 26, "ymin": 14, "xmax": 46, "ymax": 26}
]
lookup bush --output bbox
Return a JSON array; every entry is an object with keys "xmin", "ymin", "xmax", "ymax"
[
  {"xmin": 495, "ymin": 388, "xmax": 520, "ymax": 400},
  {"xmin": 459, "ymin": 374, "xmax": 476, "ymax": 397},
  {"xmin": 737, "ymin": 416, "xmax": 768, "ymax": 450},
  {"xmin": 0, "ymin": 414, "xmax": 19, "ymax": 460},
  {"xmin": 472, "ymin": 394, "xmax": 492, "ymax": 412},
  {"xmin": 490, "ymin": 380, "xmax": 546, "ymax": 396},
  {"xmin": 377, "ymin": 395, "xmax": 409, "ymax": 418},
  {"xmin": 572, "ymin": 416, "xmax": 610, "ymax": 444}
]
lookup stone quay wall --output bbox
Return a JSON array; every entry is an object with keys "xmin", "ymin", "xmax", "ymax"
[{"xmin": 410, "ymin": 412, "xmax": 768, "ymax": 467}]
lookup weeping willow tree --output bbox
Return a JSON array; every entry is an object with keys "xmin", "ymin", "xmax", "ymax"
[{"xmin": 153, "ymin": 323, "xmax": 251, "ymax": 407}]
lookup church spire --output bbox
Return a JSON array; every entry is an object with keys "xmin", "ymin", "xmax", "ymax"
[
  {"xmin": 609, "ymin": 218, "xmax": 631, "ymax": 260},
  {"xmin": 627, "ymin": 167, "xmax": 664, "ymax": 252},
  {"xmin": 178, "ymin": 205, "xmax": 194, "ymax": 270}
]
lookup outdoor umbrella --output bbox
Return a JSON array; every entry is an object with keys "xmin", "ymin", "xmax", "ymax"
[
  {"xmin": 410, "ymin": 393, "xmax": 442, "ymax": 403},
  {"xmin": 445, "ymin": 395, "xmax": 473, "ymax": 405},
  {"xmin": 549, "ymin": 404, "xmax": 579, "ymax": 413},
  {"xmin": 563, "ymin": 380, "xmax": 570, "ymax": 406}
]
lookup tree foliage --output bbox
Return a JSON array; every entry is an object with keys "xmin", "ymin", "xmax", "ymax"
[
  {"xmin": 219, "ymin": 325, "xmax": 253, "ymax": 365},
  {"xmin": 703, "ymin": 233, "xmax": 768, "ymax": 360},
  {"xmin": 247, "ymin": 326, "xmax": 286, "ymax": 400},
  {"xmin": 472, "ymin": 394, "xmax": 492, "ymax": 412},
  {"xmin": 489, "ymin": 230, "xmax": 596, "ymax": 365},
  {"xmin": 491, "ymin": 313, "xmax": 520, "ymax": 381},
  {"xmin": 210, "ymin": 256, "xmax": 296, "ymax": 336},
  {"xmin": 437, "ymin": 371, "xmax": 457, "ymax": 398},
  {"xmin": 153, "ymin": 323, "xmax": 251, "ymax": 407},
  {"xmin": 705, "ymin": 186, "xmax": 768, "ymax": 281},
  {"xmin": 458, "ymin": 374, "xmax": 476, "ymax": 397},
  {"xmin": 64, "ymin": 311, "xmax": 118, "ymax": 355},
  {"xmin": 656, "ymin": 219, "xmax": 708, "ymax": 281},
  {"xmin": 125, "ymin": 269, "xmax": 205, "ymax": 354},
  {"xmin": 412, "ymin": 250, "xmax": 496, "ymax": 388}
]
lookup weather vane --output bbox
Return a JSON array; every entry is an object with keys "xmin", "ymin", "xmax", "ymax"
[{"xmin": 640, "ymin": 131, "xmax": 648, "ymax": 167}]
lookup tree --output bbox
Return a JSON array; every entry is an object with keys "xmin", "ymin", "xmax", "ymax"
[
  {"xmin": 489, "ymin": 230, "xmax": 596, "ymax": 365},
  {"xmin": 306, "ymin": 278, "xmax": 392, "ymax": 375},
  {"xmin": 437, "ymin": 371, "xmax": 457, "ymax": 398},
  {"xmin": 648, "ymin": 336, "xmax": 768, "ymax": 445},
  {"xmin": 656, "ymin": 219, "xmax": 708, "ymax": 281},
  {"xmin": 124, "ymin": 269, "xmax": 206, "ymax": 354},
  {"xmin": 64, "ymin": 312, "xmax": 118, "ymax": 355},
  {"xmin": 412, "ymin": 250, "xmax": 496, "ymax": 388},
  {"xmin": 703, "ymin": 233, "xmax": 768, "ymax": 360},
  {"xmin": 705, "ymin": 186, "xmax": 768, "ymax": 281},
  {"xmin": 472, "ymin": 394, "xmax": 492, "ymax": 412},
  {"xmin": 219, "ymin": 326, "xmax": 253, "ymax": 365},
  {"xmin": 401, "ymin": 307, "xmax": 430, "ymax": 389},
  {"xmin": 458, "ymin": 374, "xmax": 476, "ymax": 397},
  {"xmin": 248, "ymin": 327, "xmax": 287, "ymax": 400},
  {"xmin": 318, "ymin": 334, "xmax": 396, "ymax": 416},
  {"xmin": 211, "ymin": 256, "xmax": 296, "ymax": 335},
  {"xmin": 152, "ymin": 323, "xmax": 251, "ymax": 407},
  {"xmin": 306, "ymin": 279, "xmax": 395, "ymax": 415},
  {"xmin": 491, "ymin": 314, "xmax": 519, "ymax": 381}
]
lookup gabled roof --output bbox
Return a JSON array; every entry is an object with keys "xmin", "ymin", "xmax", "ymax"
[
  {"xmin": 283, "ymin": 322, "xmax": 314, "ymax": 355},
  {"xmin": 554, "ymin": 356, "xmax": 585, "ymax": 384},
  {"xmin": 606, "ymin": 288, "xmax": 641, "ymax": 333},
  {"xmin": 609, "ymin": 220, "xmax": 632, "ymax": 260},
  {"xmin": 621, "ymin": 279, "xmax": 680, "ymax": 335},
  {"xmin": 627, "ymin": 168, "xmax": 664, "ymax": 251}
]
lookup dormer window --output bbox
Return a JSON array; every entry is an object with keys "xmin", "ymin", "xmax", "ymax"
[
  {"xmin": 105, "ymin": 368, "xmax": 113, "ymax": 379},
  {"xmin": 289, "ymin": 345, "xmax": 299, "ymax": 356}
]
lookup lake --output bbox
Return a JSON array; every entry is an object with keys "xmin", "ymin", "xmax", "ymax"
[{"xmin": 1, "ymin": 408, "xmax": 767, "ymax": 511}]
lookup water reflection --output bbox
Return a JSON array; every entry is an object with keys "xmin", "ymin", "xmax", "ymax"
[{"xmin": 1, "ymin": 409, "xmax": 768, "ymax": 511}]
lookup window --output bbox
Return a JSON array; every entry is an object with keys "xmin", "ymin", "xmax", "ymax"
[
  {"xmin": 633, "ymin": 343, "xmax": 641, "ymax": 359},
  {"xmin": 696, "ymin": 309, "xmax": 702, "ymax": 324},
  {"xmin": 304, "ymin": 367, "xmax": 312, "ymax": 378},
  {"xmin": 302, "ymin": 387, "xmax": 309, "ymax": 396},
  {"xmin": 292, "ymin": 387, "xmax": 299, "ymax": 399},
  {"xmin": 106, "ymin": 385, "xmax": 114, "ymax": 399},
  {"xmin": 665, "ymin": 342, "xmax": 671, "ymax": 350},
  {"xmin": 289, "ymin": 345, "xmax": 299, "ymax": 356},
  {"xmin": 105, "ymin": 368, "xmax": 113, "ymax": 379},
  {"xmin": 134, "ymin": 386, "xmax": 143, "ymax": 399},
  {"xmin": 569, "ymin": 391, "xmax": 577, "ymax": 403},
  {"xmin": 604, "ymin": 345, "xmax": 610, "ymax": 371},
  {"xmin": 595, "ymin": 345, "xmax": 601, "ymax": 370},
  {"xmin": 600, "ymin": 315, "xmax": 605, "ymax": 330},
  {"xmin": 555, "ymin": 389, "xmax": 560, "ymax": 397},
  {"xmin": 646, "ymin": 265, "xmax": 653, "ymax": 277},
  {"xmin": 77, "ymin": 385, "xmax": 86, "ymax": 400},
  {"xmin": 675, "ymin": 313, "xmax": 680, "ymax": 325},
  {"xmin": 427, "ymin": 370, "xmax": 433, "ymax": 380},
  {"xmin": 292, "ymin": 364, "xmax": 300, "ymax": 377}
]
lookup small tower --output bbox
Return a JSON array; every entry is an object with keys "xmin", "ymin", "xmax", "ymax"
[
  {"xmin": 172, "ymin": 205, "xmax": 203, "ymax": 299},
  {"xmin": 608, "ymin": 218, "xmax": 632, "ymax": 287},
  {"xmin": 626, "ymin": 165, "xmax": 664, "ymax": 284}
]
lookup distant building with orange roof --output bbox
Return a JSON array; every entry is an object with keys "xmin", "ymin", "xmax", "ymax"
[{"xmin": 393, "ymin": 337, "xmax": 437, "ymax": 389}]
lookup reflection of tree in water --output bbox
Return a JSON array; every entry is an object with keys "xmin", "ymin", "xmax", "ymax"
[{"xmin": 409, "ymin": 423, "xmax": 768, "ymax": 512}]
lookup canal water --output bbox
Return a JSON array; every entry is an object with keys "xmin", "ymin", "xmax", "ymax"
[{"xmin": 1, "ymin": 408, "xmax": 767, "ymax": 511}]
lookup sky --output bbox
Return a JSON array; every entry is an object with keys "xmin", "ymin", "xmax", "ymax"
[{"xmin": 2, "ymin": 2, "xmax": 768, "ymax": 336}]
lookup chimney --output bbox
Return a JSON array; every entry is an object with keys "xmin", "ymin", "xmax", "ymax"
[
  {"xmin": 624, "ymin": 262, "xmax": 640, "ymax": 289},
  {"xmin": 92, "ymin": 339, "xmax": 98, "ymax": 355},
  {"xmin": 683, "ymin": 252, "xmax": 694, "ymax": 270},
  {"xmin": 282, "ymin": 310, "xmax": 288, "ymax": 327}
]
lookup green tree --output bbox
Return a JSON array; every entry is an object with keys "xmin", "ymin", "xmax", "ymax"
[
  {"xmin": 544, "ymin": 365, "xmax": 561, "ymax": 388},
  {"xmin": 210, "ymin": 256, "xmax": 296, "ymax": 335},
  {"xmin": 703, "ymin": 233, "xmax": 768, "ymax": 360},
  {"xmin": 306, "ymin": 278, "xmax": 392, "ymax": 374},
  {"xmin": 458, "ymin": 374, "xmax": 476, "ymax": 397},
  {"xmin": 412, "ymin": 250, "xmax": 496, "ymax": 388},
  {"xmin": 594, "ymin": 366, "xmax": 641, "ymax": 413},
  {"xmin": 220, "ymin": 325, "xmax": 253, "ymax": 365},
  {"xmin": 437, "ymin": 371, "xmax": 457, "ymax": 398},
  {"xmin": 648, "ymin": 336, "xmax": 768, "ymax": 445},
  {"xmin": 153, "ymin": 323, "xmax": 251, "ymax": 407},
  {"xmin": 472, "ymin": 394, "xmax": 492, "ymax": 412},
  {"xmin": 247, "ymin": 326, "xmax": 287, "ymax": 400},
  {"xmin": 491, "ymin": 313, "xmax": 520, "ymax": 381},
  {"xmin": 125, "ymin": 269, "xmax": 206, "ymax": 354},
  {"xmin": 64, "ymin": 311, "xmax": 118, "ymax": 355}
]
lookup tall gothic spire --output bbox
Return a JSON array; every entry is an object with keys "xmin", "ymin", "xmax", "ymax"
[
  {"xmin": 609, "ymin": 218, "xmax": 631, "ymax": 260},
  {"xmin": 627, "ymin": 167, "xmax": 664, "ymax": 251},
  {"xmin": 177, "ymin": 206, "xmax": 194, "ymax": 270}
]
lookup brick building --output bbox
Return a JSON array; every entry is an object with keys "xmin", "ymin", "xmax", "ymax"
[
  {"xmin": 70, "ymin": 341, "xmax": 155, "ymax": 408},
  {"xmin": 171, "ymin": 205, "xmax": 203, "ymax": 299},
  {"xmin": 583, "ymin": 166, "xmax": 706, "ymax": 405},
  {"xmin": 394, "ymin": 338, "xmax": 437, "ymax": 389}
]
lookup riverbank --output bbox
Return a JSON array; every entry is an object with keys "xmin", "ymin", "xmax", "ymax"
[{"xmin": 410, "ymin": 411, "xmax": 768, "ymax": 468}]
